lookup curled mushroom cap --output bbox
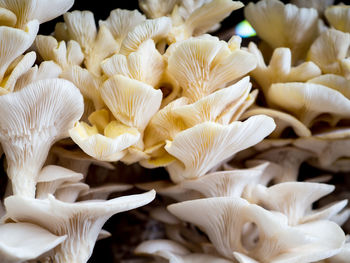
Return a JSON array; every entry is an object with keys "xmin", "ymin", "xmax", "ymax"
[
  {"xmin": 307, "ymin": 29, "xmax": 350, "ymax": 77},
  {"xmin": 0, "ymin": 0, "xmax": 73, "ymax": 28},
  {"xmin": 168, "ymin": 197, "xmax": 346, "ymax": 262},
  {"xmin": 99, "ymin": 9, "xmax": 146, "ymax": 48},
  {"xmin": 252, "ymin": 182, "xmax": 347, "ymax": 225},
  {"xmin": 165, "ymin": 115, "xmax": 275, "ymax": 183},
  {"xmin": 36, "ymin": 165, "xmax": 83, "ymax": 199},
  {"xmin": 139, "ymin": 0, "xmax": 177, "ymax": 18},
  {"xmin": 325, "ymin": 5, "xmax": 350, "ymax": 33},
  {"xmin": 245, "ymin": 0, "xmax": 319, "ymax": 62},
  {"xmin": 0, "ymin": 78, "xmax": 84, "ymax": 197},
  {"xmin": 167, "ymin": 35, "xmax": 257, "ymax": 102},
  {"xmin": 247, "ymin": 42, "xmax": 321, "ymax": 95},
  {"xmin": 0, "ymin": 222, "xmax": 66, "ymax": 263},
  {"xmin": 168, "ymin": 0, "xmax": 244, "ymax": 43},
  {"xmin": 101, "ymin": 39, "xmax": 165, "ymax": 87},
  {"xmin": 4, "ymin": 190, "xmax": 156, "ymax": 263},
  {"xmin": 119, "ymin": 17, "xmax": 172, "ymax": 55},
  {"xmin": 267, "ymin": 82, "xmax": 350, "ymax": 127},
  {"xmin": 0, "ymin": 20, "xmax": 38, "ymax": 87}
]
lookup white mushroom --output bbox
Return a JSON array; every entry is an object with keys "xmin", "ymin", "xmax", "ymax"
[
  {"xmin": 36, "ymin": 165, "xmax": 83, "ymax": 199},
  {"xmin": 0, "ymin": 222, "xmax": 66, "ymax": 263},
  {"xmin": 0, "ymin": 79, "xmax": 84, "ymax": 197},
  {"xmin": 245, "ymin": 0, "xmax": 319, "ymax": 62},
  {"xmin": 4, "ymin": 190, "xmax": 156, "ymax": 263},
  {"xmin": 0, "ymin": 0, "xmax": 74, "ymax": 28},
  {"xmin": 165, "ymin": 115, "xmax": 275, "ymax": 183}
]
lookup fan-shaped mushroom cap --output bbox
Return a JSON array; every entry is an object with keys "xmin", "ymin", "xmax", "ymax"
[
  {"xmin": 139, "ymin": 0, "xmax": 177, "ymax": 18},
  {"xmin": 101, "ymin": 74, "xmax": 162, "ymax": 132},
  {"xmin": 69, "ymin": 121, "xmax": 141, "ymax": 162},
  {"xmin": 252, "ymin": 182, "xmax": 346, "ymax": 225},
  {"xmin": 99, "ymin": 9, "xmax": 146, "ymax": 48},
  {"xmin": 15, "ymin": 61, "xmax": 62, "ymax": 92},
  {"xmin": 101, "ymin": 39, "xmax": 165, "ymax": 87},
  {"xmin": 119, "ymin": 17, "xmax": 172, "ymax": 55},
  {"xmin": 245, "ymin": 0, "xmax": 319, "ymax": 62},
  {"xmin": 168, "ymin": 0, "xmax": 244, "ymax": 43},
  {"xmin": 247, "ymin": 42, "xmax": 321, "ymax": 95},
  {"xmin": 35, "ymin": 36, "xmax": 84, "ymax": 71},
  {"xmin": 167, "ymin": 35, "xmax": 256, "ymax": 102},
  {"xmin": 0, "ymin": 222, "xmax": 66, "ymax": 263},
  {"xmin": 0, "ymin": 20, "xmax": 38, "ymax": 85},
  {"xmin": 0, "ymin": 51, "xmax": 36, "ymax": 95},
  {"xmin": 182, "ymin": 166, "xmax": 264, "ymax": 198},
  {"xmin": 165, "ymin": 115, "xmax": 275, "ymax": 183},
  {"xmin": 307, "ymin": 29, "xmax": 350, "ymax": 77},
  {"xmin": 325, "ymin": 5, "xmax": 350, "ymax": 33},
  {"xmin": 36, "ymin": 165, "xmax": 83, "ymax": 199},
  {"xmin": 168, "ymin": 197, "xmax": 345, "ymax": 262},
  {"xmin": 0, "ymin": 0, "xmax": 73, "ymax": 28},
  {"xmin": 267, "ymin": 82, "xmax": 350, "ymax": 127},
  {"xmin": 54, "ymin": 182, "xmax": 89, "ymax": 203},
  {"xmin": 293, "ymin": 137, "xmax": 350, "ymax": 169},
  {"xmin": 4, "ymin": 190, "xmax": 156, "ymax": 263},
  {"xmin": 307, "ymin": 74, "xmax": 350, "ymax": 99},
  {"xmin": 0, "ymin": 79, "xmax": 84, "ymax": 197}
]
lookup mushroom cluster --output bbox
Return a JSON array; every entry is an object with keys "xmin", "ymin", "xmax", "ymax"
[{"xmin": 0, "ymin": 0, "xmax": 349, "ymax": 262}]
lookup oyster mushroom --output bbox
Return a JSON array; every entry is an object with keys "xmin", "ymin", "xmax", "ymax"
[{"xmin": 0, "ymin": 78, "xmax": 84, "ymax": 197}]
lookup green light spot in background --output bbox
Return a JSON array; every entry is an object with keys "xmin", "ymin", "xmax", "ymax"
[{"xmin": 235, "ymin": 20, "xmax": 256, "ymax": 38}]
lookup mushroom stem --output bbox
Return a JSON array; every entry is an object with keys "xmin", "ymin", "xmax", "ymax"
[{"xmin": 10, "ymin": 169, "xmax": 37, "ymax": 198}]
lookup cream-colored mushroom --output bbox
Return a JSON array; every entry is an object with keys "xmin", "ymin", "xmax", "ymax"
[
  {"xmin": 165, "ymin": 115, "xmax": 275, "ymax": 183},
  {"xmin": 247, "ymin": 42, "xmax": 321, "ymax": 95},
  {"xmin": 119, "ymin": 17, "xmax": 172, "ymax": 55},
  {"xmin": 0, "ymin": 20, "xmax": 38, "ymax": 91},
  {"xmin": 101, "ymin": 75, "xmax": 162, "ymax": 132},
  {"xmin": 182, "ymin": 166, "xmax": 264, "ymax": 198},
  {"xmin": 139, "ymin": 0, "xmax": 177, "ymax": 18},
  {"xmin": 241, "ymin": 106, "xmax": 311, "ymax": 138},
  {"xmin": 15, "ymin": 61, "xmax": 62, "ymax": 91},
  {"xmin": 0, "ymin": 222, "xmax": 66, "ymax": 263},
  {"xmin": 307, "ymin": 74, "xmax": 350, "ymax": 99},
  {"xmin": 4, "ymin": 190, "xmax": 156, "ymax": 263},
  {"xmin": 267, "ymin": 82, "xmax": 350, "ymax": 127},
  {"xmin": 35, "ymin": 35, "xmax": 84, "ymax": 71},
  {"xmin": 307, "ymin": 29, "xmax": 350, "ymax": 77},
  {"xmin": 0, "ymin": 51, "xmax": 36, "ymax": 94},
  {"xmin": 168, "ymin": 0, "xmax": 244, "ymax": 43},
  {"xmin": 101, "ymin": 39, "xmax": 165, "ymax": 87},
  {"xmin": 36, "ymin": 165, "xmax": 83, "ymax": 199},
  {"xmin": 167, "ymin": 35, "xmax": 257, "ymax": 102},
  {"xmin": 0, "ymin": 79, "xmax": 84, "ymax": 197},
  {"xmin": 99, "ymin": 9, "xmax": 146, "ymax": 49},
  {"xmin": 0, "ymin": 0, "xmax": 73, "ymax": 29},
  {"xmin": 245, "ymin": 0, "xmax": 319, "ymax": 62},
  {"xmin": 325, "ymin": 5, "xmax": 350, "ymax": 33}
]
